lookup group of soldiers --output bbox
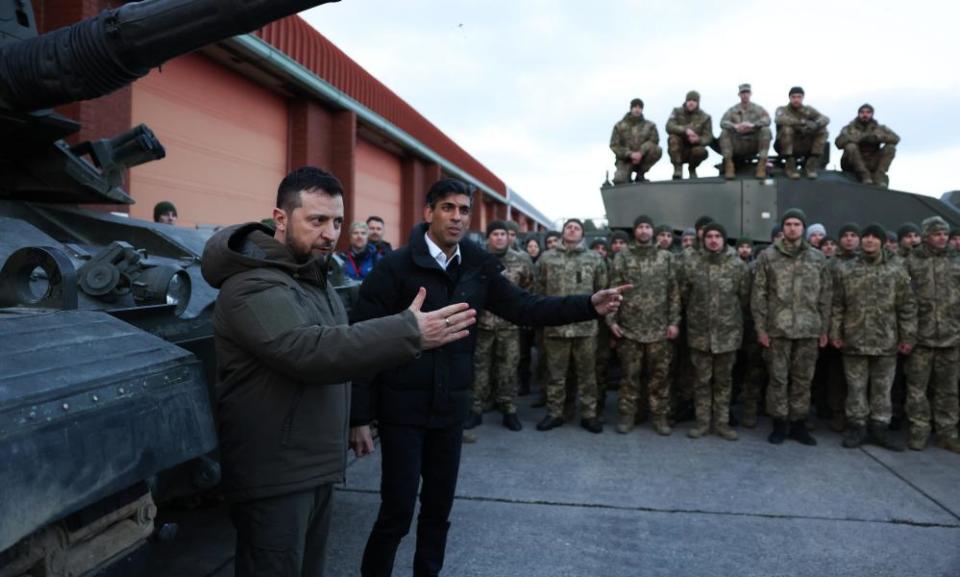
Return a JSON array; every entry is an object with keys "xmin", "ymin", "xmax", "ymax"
[
  {"xmin": 467, "ymin": 211, "xmax": 960, "ymax": 455},
  {"xmin": 610, "ymin": 84, "xmax": 899, "ymax": 187}
]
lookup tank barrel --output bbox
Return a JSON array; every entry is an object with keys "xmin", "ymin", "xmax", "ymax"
[{"xmin": 0, "ymin": 0, "xmax": 338, "ymax": 111}]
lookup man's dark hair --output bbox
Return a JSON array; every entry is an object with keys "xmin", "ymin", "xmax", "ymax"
[
  {"xmin": 276, "ymin": 166, "xmax": 344, "ymax": 213},
  {"xmin": 544, "ymin": 230, "xmax": 561, "ymax": 242},
  {"xmin": 366, "ymin": 215, "xmax": 385, "ymax": 226},
  {"xmin": 153, "ymin": 200, "xmax": 177, "ymax": 222},
  {"xmin": 426, "ymin": 178, "xmax": 474, "ymax": 208}
]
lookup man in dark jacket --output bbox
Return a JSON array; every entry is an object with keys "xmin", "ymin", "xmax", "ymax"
[
  {"xmin": 349, "ymin": 178, "xmax": 628, "ymax": 577},
  {"xmin": 201, "ymin": 167, "xmax": 476, "ymax": 577}
]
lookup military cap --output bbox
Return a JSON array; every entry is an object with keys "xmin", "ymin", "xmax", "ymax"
[
  {"xmin": 789, "ymin": 86, "xmax": 805, "ymax": 96},
  {"xmin": 349, "ymin": 221, "xmax": 369, "ymax": 233},
  {"xmin": 633, "ymin": 214, "xmax": 654, "ymax": 228},
  {"xmin": 921, "ymin": 216, "xmax": 950, "ymax": 237},
  {"xmin": 682, "ymin": 227, "xmax": 697, "ymax": 238},
  {"xmin": 562, "ymin": 218, "xmax": 584, "ymax": 231},
  {"xmin": 544, "ymin": 230, "xmax": 561, "ymax": 242},
  {"xmin": 654, "ymin": 224, "xmax": 673, "ymax": 236},
  {"xmin": 503, "ymin": 220, "xmax": 520, "ymax": 233},
  {"xmin": 630, "ymin": 98, "xmax": 644, "ymax": 109},
  {"xmin": 153, "ymin": 200, "xmax": 177, "ymax": 221},
  {"xmin": 821, "ymin": 235, "xmax": 836, "ymax": 246},
  {"xmin": 685, "ymin": 90, "xmax": 701, "ymax": 102},
  {"xmin": 780, "ymin": 208, "xmax": 807, "ymax": 228},
  {"xmin": 486, "ymin": 220, "xmax": 508, "ymax": 237},
  {"xmin": 858, "ymin": 103, "xmax": 874, "ymax": 113},
  {"xmin": 770, "ymin": 224, "xmax": 782, "ymax": 240},
  {"xmin": 806, "ymin": 223, "xmax": 826, "ymax": 240},
  {"xmin": 611, "ymin": 230, "xmax": 630, "ymax": 242},
  {"xmin": 897, "ymin": 222, "xmax": 920, "ymax": 238},
  {"xmin": 837, "ymin": 222, "xmax": 861, "ymax": 238},
  {"xmin": 861, "ymin": 223, "xmax": 887, "ymax": 241},
  {"xmin": 736, "ymin": 237, "xmax": 754, "ymax": 247},
  {"xmin": 738, "ymin": 83, "xmax": 752, "ymax": 93},
  {"xmin": 702, "ymin": 221, "xmax": 727, "ymax": 240},
  {"xmin": 694, "ymin": 215, "xmax": 714, "ymax": 230},
  {"xmin": 589, "ymin": 238, "xmax": 608, "ymax": 249}
]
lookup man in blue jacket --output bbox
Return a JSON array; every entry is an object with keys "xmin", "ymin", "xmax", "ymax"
[{"xmin": 349, "ymin": 178, "xmax": 628, "ymax": 577}]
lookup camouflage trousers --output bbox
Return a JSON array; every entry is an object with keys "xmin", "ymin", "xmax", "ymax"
[
  {"xmin": 766, "ymin": 338, "xmax": 819, "ymax": 420},
  {"xmin": 842, "ymin": 354, "xmax": 897, "ymax": 426},
  {"xmin": 840, "ymin": 144, "xmax": 896, "ymax": 176},
  {"xmin": 719, "ymin": 128, "xmax": 771, "ymax": 161},
  {"xmin": 667, "ymin": 135, "xmax": 708, "ymax": 167},
  {"xmin": 904, "ymin": 346, "xmax": 960, "ymax": 438},
  {"xmin": 472, "ymin": 328, "xmax": 520, "ymax": 414},
  {"xmin": 613, "ymin": 147, "xmax": 663, "ymax": 184},
  {"xmin": 544, "ymin": 337, "xmax": 597, "ymax": 419},
  {"xmin": 690, "ymin": 349, "xmax": 737, "ymax": 426},
  {"xmin": 618, "ymin": 338, "xmax": 673, "ymax": 418},
  {"xmin": 774, "ymin": 126, "xmax": 828, "ymax": 157}
]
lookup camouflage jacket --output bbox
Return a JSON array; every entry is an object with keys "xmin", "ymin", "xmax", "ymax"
[
  {"xmin": 536, "ymin": 243, "xmax": 606, "ymax": 338},
  {"xmin": 835, "ymin": 118, "xmax": 900, "ymax": 152},
  {"xmin": 682, "ymin": 248, "xmax": 750, "ymax": 353},
  {"xmin": 610, "ymin": 113, "xmax": 660, "ymax": 161},
  {"xmin": 607, "ymin": 243, "xmax": 681, "ymax": 343},
  {"xmin": 830, "ymin": 250, "xmax": 917, "ymax": 355},
  {"xmin": 478, "ymin": 248, "xmax": 535, "ymax": 330},
  {"xmin": 904, "ymin": 244, "xmax": 960, "ymax": 348},
  {"xmin": 666, "ymin": 107, "xmax": 714, "ymax": 145},
  {"xmin": 751, "ymin": 239, "xmax": 832, "ymax": 339},
  {"xmin": 774, "ymin": 104, "xmax": 829, "ymax": 131},
  {"xmin": 720, "ymin": 102, "xmax": 771, "ymax": 132}
]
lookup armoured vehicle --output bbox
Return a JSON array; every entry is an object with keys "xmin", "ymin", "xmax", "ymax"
[{"xmin": 0, "ymin": 1, "xmax": 338, "ymax": 574}]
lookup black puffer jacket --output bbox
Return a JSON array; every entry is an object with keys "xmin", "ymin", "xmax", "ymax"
[
  {"xmin": 202, "ymin": 223, "xmax": 421, "ymax": 502},
  {"xmin": 350, "ymin": 224, "xmax": 598, "ymax": 428}
]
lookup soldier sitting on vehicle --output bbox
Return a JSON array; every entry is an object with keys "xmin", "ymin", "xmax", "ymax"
[
  {"xmin": 719, "ymin": 83, "xmax": 772, "ymax": 180},
  {"xmin": 774, "ymin": 86, "xmax": 830, "ymax": 180},
  {"xmin": 610, "ymin": 98, "xmax": 663, "ymax": 184},
  {"xmin": 835, "ymin": 103, "xmax": 899, "ymax": 188},
  {"xmin": 666, "ymin": 90, "xmax": 714, "ymax": 180}
]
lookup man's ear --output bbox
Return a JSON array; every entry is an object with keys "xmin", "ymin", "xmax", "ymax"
[
  {"xmin": 272, "ymin": 208, "xmax": 287, "ymax": 237},
  {"xmin": 423, "ymin": 203, "xmax": 433, "ymax": 224}
]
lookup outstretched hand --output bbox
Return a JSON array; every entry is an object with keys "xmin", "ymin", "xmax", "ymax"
[
  {"xmin": 407, "ymin": 287, "xmax": 476, "ymax": 350},
  {"xmin": 591, "ymin": 284, "xmax": 632, "ymax": 316}
]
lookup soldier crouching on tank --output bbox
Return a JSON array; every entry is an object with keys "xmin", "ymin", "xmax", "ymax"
[
  {"xmin": 719, "ymin": 83, "xmax": 772, "ymax": 180},
  {"xmin": 666, "ymin": 91, "xmax": 714, "ymax": 180},
  {"xmin": 830, "ymin": 223, "xmax": 916, "ymax": 451},
  {"xmin": 835, "ymin": 103, "xmax": 899, "ymax": 188},
  {"xmin": 752, "ymin": 208, "xmax": 832, "ymax": 445},
  {"xmin": 681, "ymin": 222, "xmax": 750, "ymax": 440},
  {"xmin": 774, "ymin": 86, "xmax": 830, "ymax": 180},
  {"xmin": 610, "ymin": 98, "xmax": 663, "ymax": 184}
]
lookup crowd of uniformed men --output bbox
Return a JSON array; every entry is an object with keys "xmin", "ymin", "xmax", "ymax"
[
  {"xmin": 610, "ymin": 84, "xmax": 899, "ymax": 186},
  {"xmin": 464, "ymin": 211, "xmax": 960, "ymax": 455}
]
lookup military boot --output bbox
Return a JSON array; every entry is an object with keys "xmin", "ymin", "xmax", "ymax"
[
  {"xmin": 722, "ymin": 158, "xmax": 735, "ymax": 179},
  {"xmin": 858, "ymin": 170, "xmax": 874, "ymax": 185},
  {"xmin": 869, "ymin": 420, "xmax": 904, "ymax": 452},
  {"xmin": 688, "ymin": 165, "xmax": 698, "ymax": 179},
  {"xmin": 672, "ymin": 164, "xmax": 683, "ymax": 180},
  {"xmin": 784, "ymin": 157, "xmax": 800, "ymax": 179},
  {"xmin": 841, "ymin": 423, "xmax": 866, "ymax": 448},
  {"xmin": 502, "ymin": 412, "xmax": 523, "ymax": 432},
  {"xmin": 652, "ymin": 415, "xmax": 673, "ymax": 436},
  {"xmin": 788, "ymin": 420, "xmax": 818, "ymax": 446},
  {"xmin": 804, "ymin": 156, "xmax": 820, "ymax": 179},
  {"xmin": 580, "ymin": 417, "xmax": 603, "ymax": 434},
  {"xmin": 616, "ymin": 414, "xmax": 635, "ymax": 434},
  {"xmin": 907, "ymin": 426, "xmax": 928, "ymax": 451},
  {"xmin": 935, "ymin": 433, "xmax": 960, "ymax": 454},
  {"xmin": 768, "ymin": 419, "xmax": 787, "ymax": 444},
  {"xmin": 755, "ymin": 160, "xmax": 767, "ymax": 179},
  {"xmin": 687, "ymin": 419, "xmax": 709, "ymax": 439},
  {"xmin": 714, "ymin": 422, "xmax": 739, "ymax": 441}
]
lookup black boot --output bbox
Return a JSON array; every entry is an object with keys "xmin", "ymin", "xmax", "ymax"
[
  {"xmin": 536, "ymin": 415, "xmax": 564, "ymax": 431},
  {"xmin": 870, "ymin": 420, "xmax": 905, "ymax": 452},
  {"xmin": 768, "ymin": 419, "xmax": 787, "ymax": 445},
  {"xmin": 788, "ymin": 420, "xmax": 818, "ymax": 446},
  {"xmin": 464, "ymin": 411, "xmax": 482, "ymax": 430},
  {"xmin": 502, "ymin": 412, "xmax": 523, "ymax": 432},
  {"xmin": 842, "ymin": 424, "xmax": 866, "ymax": 448},
  {"xmin": 580, "ymin": 417, "xmax": 603, "ymax": 434}
]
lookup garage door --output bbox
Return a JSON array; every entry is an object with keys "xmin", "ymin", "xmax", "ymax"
[
  {"xmin": 355, "ymin": 139, "xmax": 402, "ymax": 247},
  {"xmin": 129, "ymin": 53, "xmax": 288, "ymax": 229}
]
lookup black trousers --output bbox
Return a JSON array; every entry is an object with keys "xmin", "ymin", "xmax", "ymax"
[
  {"xmin": 361, "ymin": 422, "xmax": 463, "ymax": 577},
  {"xmin": 230, "ymin": 484, "xmax": 334, "ymax": 577}
]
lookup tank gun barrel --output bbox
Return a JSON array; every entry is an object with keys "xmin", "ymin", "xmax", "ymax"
[{"xmin": 0, "ymin": 0, "xmax": 338, "ymax": 111}]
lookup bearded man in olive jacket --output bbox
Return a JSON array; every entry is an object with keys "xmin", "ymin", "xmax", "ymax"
[{"xmin": 201, "ymin": 167, "xmax": 475, "ymax": 577}]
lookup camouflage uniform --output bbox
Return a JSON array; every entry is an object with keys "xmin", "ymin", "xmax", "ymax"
[
  {"xmin": 608, "ymin": 243, "xmax": 682, "ymax": 430},
  {"xmin": 594, "ymin": 256, "xmax": 613, "ymax": 414},
  {"xmin": 751, "ymin": 239, "xmax": 831, "ymax": 421},
  {"xmin": 537, "ymin": 244, "xmax": 606, "ymax": 420},
  {"xmin": 666, "ymin": 105, "xmax": 714, "ymax": 174},
  {"xmin": 815, "ymin": 247, "xmax": 859, "ymax": 428},
  {"xmin": 719, "ymin": 102, "xmax": 772, "ymax": 163},
  {"xmin": 774, "ymin": 103, "xmax": 830, "ymax": 160},
  {"xmin": 903, "ymin": 243, "xmax": 960, "ymax": 447},
  {"xmin": 610, "ymin": 113, "xmax": 663, "ymax": 184},
  {"xmin": 682, "ymin": 246, "xmax": 750, "ymax": 437},
  {"xmin": 737, "ymin": 258, "xmax": 768, "ymax": 426},
  {"xmin": 835, "ymin": 118, "xmax": 899, "ymax": 187},
  {"xmin": 830, "ymin": 250, "xmax": 917, "ymax": 427},
  {"xmin": 472, "ymin": 248, "xmax": 535, "ymax": 415}
]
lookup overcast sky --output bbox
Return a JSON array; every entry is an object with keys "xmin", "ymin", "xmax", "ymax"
[{"xmin": 303, "ymin": 0, "xmax": 960, "ymax": 226}]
